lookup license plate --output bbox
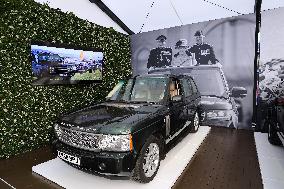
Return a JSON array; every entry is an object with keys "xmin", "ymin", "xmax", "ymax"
[{"xmin": 58, "ymin": 151, "xmax": 81, "ymax": 166}]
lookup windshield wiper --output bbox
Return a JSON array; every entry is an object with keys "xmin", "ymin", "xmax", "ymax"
[
  {"xmin": 105, "ymin": 99, "xmax": 129, "ymax": 103},
  {"xmin": 203, "ymin": 95, "xmax": 227, "ymax": 99},
  {"xmin": 129, "ymin": 101, "xmax": 157, "ymax": 104},
  {"xmin": 129, "ymin": 101, "xmax": 148, "ymax": 104}
]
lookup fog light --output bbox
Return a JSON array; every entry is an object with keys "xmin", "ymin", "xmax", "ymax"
[{"xmin": 98, "ymin": 163, "xmax": 106, "ymax": 171}]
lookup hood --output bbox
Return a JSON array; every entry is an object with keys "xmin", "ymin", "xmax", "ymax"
[
  {"xmin": 200, "ymin": 96, "xmax": 232, "ymax": 110},
  {"xmin": 59, "ymin": 102, "xmax": 164, "ymax": 135}
]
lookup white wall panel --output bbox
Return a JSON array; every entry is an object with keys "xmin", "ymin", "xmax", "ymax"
[{"xmin": 102, "ymin": 0, "xmax": 255, "ymax": 33}]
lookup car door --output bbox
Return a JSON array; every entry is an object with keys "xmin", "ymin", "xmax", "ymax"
[
  {"xmin": 189, "ymin": 77, "xmax": 201, "ymax": 116},
  {"xmin": 180, "ymin": 78, "xmax": 197, "ymax": 122},
  {"xmin": 277, "ymin": 102, "xmax": 284, "ymax": 133},
  {"xmin": 168, "ymin": 78, "xmax": 187, "ymax": 136}
]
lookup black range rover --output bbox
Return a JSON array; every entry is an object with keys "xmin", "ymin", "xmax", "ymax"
[
  {"xmin": 267, "ymin": 98, "xmax": 284, "ymax": 146},
  {"xmin": 53, "ymin": 74, "xmax": 201, "ymax": 183}
]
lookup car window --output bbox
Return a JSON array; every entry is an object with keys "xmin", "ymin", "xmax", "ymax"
[
  {"xmin": 190, "ymin": 69, "xmax": 226, "ymax": 97},
  {"xmin": 106, "ymin": 77, "xmax": 167, "ymax": 103},
  {"xmin": 130, "ymin": 77, "xmax": 167, "ymax": 102},
  {"xmin": 169, "ymin": 79, "xmax": 180, "ymax": 99},
  {"xmin": 106, "ymin": 80, "xmax": 125, "ymax": 100},
  {"xmin": 181, "ymin": 79, "xmax": 193, "ymax": 97},
  {"xmin": 105, "ymin": 79, "xmax": 134, "ymax": 102}
]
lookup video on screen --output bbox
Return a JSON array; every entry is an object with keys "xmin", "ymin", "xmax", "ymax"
[{"xmin": 31, "ymin": 43, "xmax": 103, "ymax": 85}]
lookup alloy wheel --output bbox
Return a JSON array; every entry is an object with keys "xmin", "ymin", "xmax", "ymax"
[
  {"xmin": 194, "ymin": 113, "xmax": 200, "ymax": 131},
  {"xmin": 143, "ymin": 143, "xmax": 160, "ymax": 178},
  {"xmin": 268, "ymin": 123, "xmax": 271, "ymax": 138}
]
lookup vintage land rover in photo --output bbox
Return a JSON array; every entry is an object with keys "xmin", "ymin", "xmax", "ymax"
[
  {"xmin": 148, "ymin": 64, "xmax": 247, "ymax": 128},
  {"xmin": 53, "ymin": 74, "xmax": 201, "ymax": 183}
]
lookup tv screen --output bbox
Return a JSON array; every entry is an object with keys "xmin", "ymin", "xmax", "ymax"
[{"xmin": 31, "ymin": 42, "xmax": 103, "ymax": 85}]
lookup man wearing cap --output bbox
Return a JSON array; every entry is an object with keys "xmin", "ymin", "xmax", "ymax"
[
  {"xmin": 187, "ymin": 30, "xmax": 218, "ymax": 65},
  {"xmin": 172, "ymin": 39, "xmax": 193, "ymax": 67},
  {"xmin": 147, "ymin": 35, "xmax": 172, "ymax": 69}
]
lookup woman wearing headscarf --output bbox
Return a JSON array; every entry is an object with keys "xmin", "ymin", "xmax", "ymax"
[{"xmin": 172, "ymin": 39, "xmax": 193, "ymax": 67}]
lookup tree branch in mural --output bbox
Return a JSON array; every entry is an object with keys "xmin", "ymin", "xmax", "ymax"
[{"xmin": 258, "ymin": 59, "xmax": 284, "ymax": 102}]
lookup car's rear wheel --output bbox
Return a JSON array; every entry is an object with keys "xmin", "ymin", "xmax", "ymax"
[
  {"xmin": 131, "ymin": 135, "xmax": 161, "ymax": 183},
  {"xmin": 268, "ymin": 121, "xmax": 282, "ymax": 146},
  {"xmin": 190, "ymin": 112, "xmax": 200, "ymax": 133}
]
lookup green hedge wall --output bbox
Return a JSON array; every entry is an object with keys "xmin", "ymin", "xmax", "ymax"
[{"xmin": 0, "ymin": 0, "xmax": 132, "ymax": 158}]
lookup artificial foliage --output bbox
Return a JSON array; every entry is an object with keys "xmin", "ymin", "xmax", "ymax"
[{"xmin": 0, "ymin": 0, "xmax": 132, "ymax": 158}]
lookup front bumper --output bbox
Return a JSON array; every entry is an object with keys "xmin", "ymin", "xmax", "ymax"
[
  {"xmin": 200, "ymin": 118, "xmax": 233, "ymax": 128},
  {"xmin": 52, "ymin": 140, "xmax": 137, "ymax": 176},
  {"xmin": 50, "ymin": 66, "xmax": 75, "ymax": 75}
]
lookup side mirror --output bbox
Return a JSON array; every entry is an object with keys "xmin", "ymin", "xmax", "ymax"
[
  {"xmin": 230, "ymin": 87, "xmax": 247, "ymax": 98},
  {"xmin": 277, "ymin": 98, "xmax": 284, "ymax": 105},
  {"xmin": 172, "ymin": 95, "xmax": 182, "ymax": 102}
]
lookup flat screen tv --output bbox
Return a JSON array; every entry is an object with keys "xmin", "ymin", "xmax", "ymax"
[{"xmin": 31, "ymin": 41, "xmax": 103, "ymax": 85}]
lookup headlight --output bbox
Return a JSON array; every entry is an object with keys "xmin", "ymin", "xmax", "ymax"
[
  {"xmin": 206, "ymin": 110, "xmax": 230, "ymax": 119},
  {"xmin": 54, "ymin": 123, "xmax": 62, "ymax": 138},
  {"xmin": 49, "ymin": 67, "xmax": 55, "ymax": 73},
  {"xmin": 98, "ymin": 134, "xmax": 133, "ymax": 152}
]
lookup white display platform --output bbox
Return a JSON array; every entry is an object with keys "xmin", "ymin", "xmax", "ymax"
[
  {"xmin": 254, "ymin": 132, "xmax": 284, "ymax": 189},
  {"xmin": 32, "ymin": 126, "xmax": 210, "ymax": 189}
]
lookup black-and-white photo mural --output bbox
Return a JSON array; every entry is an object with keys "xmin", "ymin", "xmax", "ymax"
[
  {"xmin": 131, "ymin": 13, "xmax": 256, "ymax": 129},
  {"xmin": 257, "ymin": 7, "xmax": 284, "ymax": 131}
]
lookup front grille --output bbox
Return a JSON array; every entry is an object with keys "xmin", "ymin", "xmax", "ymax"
[{"xmin": 56, "ymin": 126, "xmax": 101, "ymax": 151}]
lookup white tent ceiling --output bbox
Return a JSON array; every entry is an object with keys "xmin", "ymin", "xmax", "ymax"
[
  {"xmin": 101, "ymin": 0, "xmax": 256, "ymax": 33},
  {"xmin": 34, "ymin": 0, "xmax": 284, "ymax": 34}
]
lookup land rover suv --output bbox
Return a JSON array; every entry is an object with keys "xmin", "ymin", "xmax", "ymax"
[
  {"xmin": 53, "ymin": 74, "xmax": 201, "ymax": 183},
  {"xmin": 148, "ymin": 64, "xmax": 247, "ymax": 128},
  {"xmin": 267, "ymin": 98, "xmax": 284, "ymax": 146},
  {"xmin": 264, "ymin": 73, "xmax": 284, "ymax": 145}
]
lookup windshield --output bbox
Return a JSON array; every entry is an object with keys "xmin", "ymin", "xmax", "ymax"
[
  {"xmin": 106, "ymin": 77, "xmax": 167, "ymax": 103},
  {"xmin": 190, "ymin": 69, "xmax": 226, "ymax": 97}
]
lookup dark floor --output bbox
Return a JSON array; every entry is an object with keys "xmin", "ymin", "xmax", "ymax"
[
  {"xmin": 0, "ymin": 127, "xmax": 263, "ymax": 189},
  {"xmin": 174, "ymin": 127, "xmax": 263, "ymax": 189},
  {"xmin": 0, "ymin": 146, "xmax": 60, "ymax": 189}
]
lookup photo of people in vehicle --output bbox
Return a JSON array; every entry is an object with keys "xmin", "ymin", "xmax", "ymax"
[{"xmin": 131, "ymin": 14, "xmax": 255, "ymax": 129}]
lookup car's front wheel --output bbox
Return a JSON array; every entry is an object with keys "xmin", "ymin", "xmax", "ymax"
[
  {"xmin": 268, "ymin": 120, "xmax": 282, "ymax": 146},
  {"xmin": 190, "ymin": 112, "xmax": 200, "ymax": 133},
  {"xmin": 131, "ymin": 135, "xmax": 161, "ymax": 183}
]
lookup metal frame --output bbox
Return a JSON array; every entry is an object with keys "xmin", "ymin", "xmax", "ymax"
[{"xmin": 89, "ymin": 0, "xmax": 134, "ymax": 35}]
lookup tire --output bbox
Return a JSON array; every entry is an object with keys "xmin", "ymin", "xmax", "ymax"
[
  {"xmin": 190, "ymin": 112, "xmax": 200, "ymax": 133},
  {"xmin": 261, "ymin": 119, "xmax": 269, "ymax": 133},
  {"xmin": 268, "ymin": 121, "xmax": 282, "ymax": 146},
  {"xmin": 229, "ymin": 122, "xmax": 235, "ymax": 129},
  {"xmin": 131, "ymin": 135, "xmax": 161, "ymax": 183}
]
